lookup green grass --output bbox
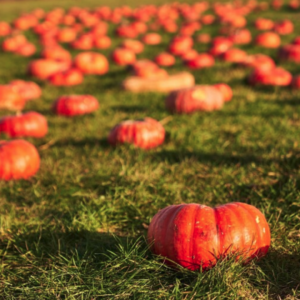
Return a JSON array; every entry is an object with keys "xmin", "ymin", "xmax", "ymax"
[{"xmin": 1, "ymin": 0, "xmax": 300, "ymax": 299}]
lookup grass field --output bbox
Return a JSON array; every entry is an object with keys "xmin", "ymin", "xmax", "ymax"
[{"xmin": 1, "ymin": 0, "xmax": 300, "ymax": 299}]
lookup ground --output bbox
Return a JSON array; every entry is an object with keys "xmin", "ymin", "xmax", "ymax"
[{"xmin": 0, "ymin": 0, "xmax": 300, "ymax": 299}]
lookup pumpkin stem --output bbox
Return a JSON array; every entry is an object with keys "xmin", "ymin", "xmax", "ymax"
[{"xmin": 159, "ymin": 116, "xmax": 173, "ymax": 125}]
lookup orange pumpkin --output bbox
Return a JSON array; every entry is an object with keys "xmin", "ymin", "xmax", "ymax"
[
  {"xmin": 148, "ymin": 202, "xmax": 271, "ymax": 271},
  {"xmin": 166, "ymin": 85, "xmax": 224, "ymax": 114},
  {"xmin": 108, "ymin": 118, "xmax": 165, "ymax": 149},
  {"xmin": 0, "ymin": 140, "xmax": 40, "ymax": 180},
  {"xmin": 74, "ymin": 52, "xmax": 109, "ymax": 75},
  {"xmin": 255, "ymin": 32, "xmax": 281, "ymax": 48},
  {"xmin": 0, "ymin": 112, "xmax": 48, "ymax": 138},
  {"xmin": 53, "ymin": 95, "xmax": 99, "ymax": 116}
]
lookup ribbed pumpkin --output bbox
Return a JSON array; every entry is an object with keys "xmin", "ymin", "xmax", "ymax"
[
  {"xmin": 0, "ymin": 85, "xmax": 25, "ymax": 111},
  {"xmin": 108, "ymin": 117, "xmax": 165, "ymax": 149},
  {"xmin": 0, "ymin": 112, "xmax": 48, "ymax": 138},
  {"xmin": 0, "ymin": 140, "xmax": 40, "ymax": 180},
  {"xmin": 166, "ymin": 85, "xmax": 224, "ymax": 114},
  {"xmin": 148, "ymin": 202, "xmax": 271, "ymax": 271},
  {"xmin": 53, "ymin": 95, "xmax": 99, "ymax": 117}
]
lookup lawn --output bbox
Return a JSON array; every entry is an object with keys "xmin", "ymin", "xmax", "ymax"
[{"xmin": 0, "ymin": 0, "xmax": 300, "ymax": 299}]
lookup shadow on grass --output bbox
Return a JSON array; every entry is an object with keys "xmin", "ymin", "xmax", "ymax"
[
  {"xmin": 255, "ymin": 249, "xmax": 300, "ymax": 299},
  {"xmin": 153, "ymin": 149, "xmax": 266, "ymax": 166},
  {"xmin": 52, "ymin": 137, "xmax": 111, "ymax": 149},
  {"xmin": 110, "ymin": 104, "xmax": 149, "ymax": 113}
]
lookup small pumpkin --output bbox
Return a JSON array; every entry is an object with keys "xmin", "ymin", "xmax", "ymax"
[
  {"xmin": 74, "ymin": 52, "xmax": 109, "ymax": 75},
  {"xmin": 0, "ymin": 140, "xmax": 40, "ymax": 180},
  {"xmin": 248, "ymin": 67, "xmax": 292, "ymax": 86},
  {"xmin": 53, "ymin": 95, "xmax": 99, "ymax": 116},
  {"xmin": 112, "ymin": 48, "xmax": 136, "ymax": 66},
  {"xmin": 9, "ymin": 80, "xmax": 42, "ymax": 101},
  {"xmin": 49, "ymin": 68, "xmax": 84, "ymax": 86},
  {"xmin": 0, "ymin": 85, "xmax": 25, "ymax": 112},
  {"xmin": 0, "ymin": 112, "xmax": 48, "ymax": 138},
  {"xmin": 185, "ymin": 53, "xmax": 215, "ymax": 69},
  {"xmin": 155, "ymin": 52, "xmax": 175, "ymax": 67},
  {"xmin": 214, "ymin": 83, "xmax": 233, "ymax": 102},
  {"xmin": 108, "ymin": 117, "xmax": 165, "ymax": 149},
  {"xmin": 255, "ymin": 32, "xmax": 281, "ymax": 48},
  {"xmin": 28, "ymin": 59, "xmax": 71, "ymax": 80},
  {"xmin": 148, "ymin": 202, "xmax": 271, "ymax": 271}
]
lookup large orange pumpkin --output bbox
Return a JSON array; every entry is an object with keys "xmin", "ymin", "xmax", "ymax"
[
  {"xmin": 148, "ymin": 202, "xmax": 271, "ymax": 271},
  {"xmin": 166, "ymin": 85, "xmax": 224, "ymax": 114},
  {"xmin": 0, "ymin": 140, "xmax": 40, "ymax": 180},
  {"xmin": 53, "ymin": 95, "xmax": 99, "ymax": 116},
  {"xmin": 108, "ymin": 117, "xmax": 165, "ymax": 149},
  {"xmin": 0, "ymin": 112, "xmax": 48, "ymax": 138}
]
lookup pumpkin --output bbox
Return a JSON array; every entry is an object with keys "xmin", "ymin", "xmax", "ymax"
[
  {"xmin": 94, "ymin": 36, "xmax": 112, "ymax": 49},
  {"xmin": 0, "ymin": 112, "xmax": 48, "ymax": 138},
  {"xmin": 214, "ymin": 83, "xmax": 233, "ymax": 102},
  {"xmin": 221, "ymin": 48, "xmax": 247, "ymax": 63},
  {"xmin": 0, "ymin": 85, "xmax": 25, "ymax": 111},
  {"xmin": 166, "ymin": 85, "xmax": 224, "ymax": 114},
  {"xmin": 169, "ymin": 36, "xmax": 193, "ymax": 56},
  {"xmin": 49, "ymin": 68, "xmax": 84, "ymax": 86},
  {"xmin": 53, "ymin": 95, "xmax": 99, "ymax": 116},
  {"xmin": 14, "ymin": 42, "xmax": 36, "ymax": 57},
  {"xmin": 278, "ymin": 44, "xmax": 300, "ymax": 63},
  {"xmin": 74, "ymin": 52, "xmax": 109, "ymax": 75},
  {"xmin": 71, "ymin": 33, "xmax": 94, "ymax": 50},
  {"xmin": 196, "ymin": 33, "xmax": 211, "ymax": 44},
  {"xmin": 147, "ymin": 202, "xmax": 271, "ymax": 271},
  {"xmin": 255, "ymin": 32, "xmax": 281, "ymax": 48},
  {"xmin": 209, "ymin": 37, "xmax": 233, "ymax": 56},
  {"xmin": 289, "ymin": 0, "xmax": 299, "ymax": 9},
  {"xmin": 0, "ymin": 139, "xmax": 40, "ymax": 180},
  {"xmin": 28, "ymin": 59, "xmax": 71, "ymax": 80},
  {"xmin": 201, "ymin": 14, "xmax": 215, "ymax": 25},
  {"xmin": 108, "ymin": 117, "xmax": 165, "ymax": 149},
  {"xmin": 0, "ymin": 22, "xmax": 11, "ymax": 36},
  {"xmin": 142, "ymin": 33, "xmax": 162, "ymax": 45},
  {"xmin": 121, "ymin": 39, "xmax": 144, "ymax": 54},
  {"xmin": 41, "ymin": 46, "xmax": 72, "ymax": 61},
  {"xmin": 56, "ymin": 27, "xmax": 77, "ymax": 43},
  {"xmin": 185, "ymin": 53, "xmax": 215, "ymax": 69},
  {"xmin": 229, "ymin": 29, "xmax": 252, "ymax": 45},
  {"xmin": 112, "ymin": 48, "xmax": 136, "ymax": 66},
  {"xmin": 240, "ymin": 54, "xmax": 275, "ymax": 71},
  {"xmin": 248, "ymin": 67, "xmax": 292, "ymax": 86},
  {"xmin": 9, "ymin": 80, "xmax": 42, "ymax": 101},
  {"xmin": 273, "ymin": 20, "xmax": 294, "ymax": 35},
  {"xmin": 181, "ymin": 49, "xmax": 198, "ymax": 62},
  {"xmin": 155, "ymin": 52, "xmax": 175, "ymax": 67},
  {"xmin": 254, "ymin": 18, "xmax": 274, "ymax": 30},
  {"xmin": 2, "ymin": 35, "xmax": 27, "ymax": 52}
]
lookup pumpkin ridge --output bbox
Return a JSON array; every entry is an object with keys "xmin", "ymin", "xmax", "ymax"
[{"xmin": 169, "ymin": 205, "xmax": 187, "ymax": 265}]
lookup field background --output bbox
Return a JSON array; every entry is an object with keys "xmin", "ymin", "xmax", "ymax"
[{"xmin": 1, "ymin": 0, "xmax": 300, "ymax": 299}]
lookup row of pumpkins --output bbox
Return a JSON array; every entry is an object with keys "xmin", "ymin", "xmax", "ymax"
[{"xmin": 1, "ymin": 0, "xmax": 294, "ymax": 271}]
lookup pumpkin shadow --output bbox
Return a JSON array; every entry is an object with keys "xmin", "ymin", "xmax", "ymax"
[
  {"xmin": 110, "ymin": 104, "xmax": 149, "ymax": 113},
  {"xmin": 254, "ymin": 249, "xmax": 300, "ymax": 299},
  {"xmin": 153, "ymin": 149, "xmax": 267, "ymax": 166},
  {"xmin": 52, "ymin": 137, "xmax": 110, "ymax": 150}
]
